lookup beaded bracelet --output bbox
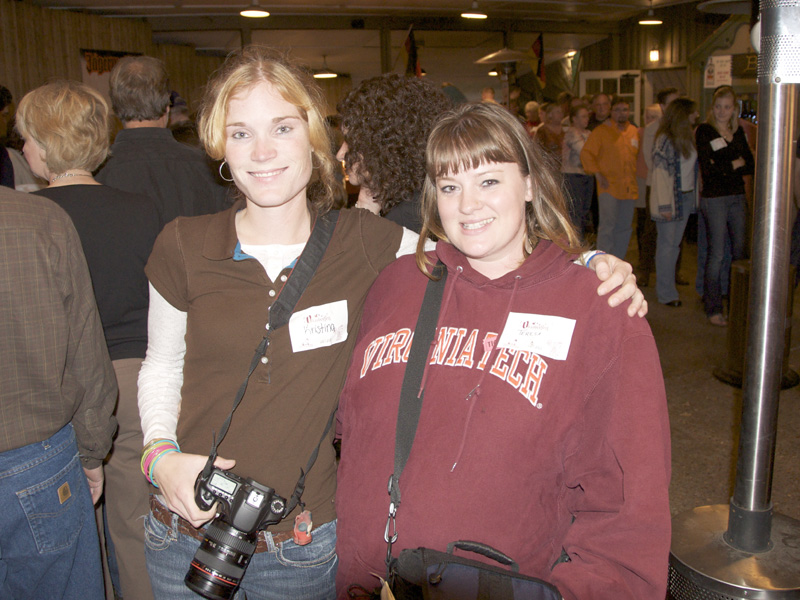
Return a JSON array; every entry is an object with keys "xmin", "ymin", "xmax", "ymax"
[{"xmin": 585, "ymin": 251, "xmax": 607, "ymax": 268}]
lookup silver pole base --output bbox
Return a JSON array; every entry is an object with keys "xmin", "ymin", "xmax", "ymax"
[{"xmin": 668, "ymin": 505, "xmax": 800, "ymax": 599}]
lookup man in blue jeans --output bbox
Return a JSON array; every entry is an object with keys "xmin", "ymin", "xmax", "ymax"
[{"xmin": 0, "ymin": 185, "xmax": 118, "ymax": 599}]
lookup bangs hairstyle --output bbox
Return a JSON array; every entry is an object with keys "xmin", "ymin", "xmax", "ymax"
[
  {"xmin": 198, "ymin": 46, "xmax": 342, "ymax": 213},
  {"xmin": 706, "ymin": 85, "xmax": 739, "ymax": 133},
  {"xmin": 416, "ymin": 101, "xmax": 585, "ymax": 277},
  {"xmin": 16, "ymin": 80, "xmax": 110, "ymax": 174},
  {"xmin": 109, "ymin": 56, "xmax": 170, "ymax": 122}
]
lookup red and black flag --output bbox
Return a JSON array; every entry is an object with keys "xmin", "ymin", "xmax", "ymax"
[
  {"xmin": 531, "ymin": 33, "xmax": 545, "ymax": 88},
  {"xmin": 405, "ymin": 27, "xmax": 422, "ymax": 77}
]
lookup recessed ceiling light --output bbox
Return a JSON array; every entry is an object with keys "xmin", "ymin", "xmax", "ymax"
[
  {"xmin": 240, "ymin": 0, "xmax": 269, "ymax": 18},
  {"xmin": 461, "ymin": 1, "xmax": 487, "ymax": 19}
]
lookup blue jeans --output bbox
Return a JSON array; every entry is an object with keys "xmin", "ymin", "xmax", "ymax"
[
  {"xmin": 597, "ymin": 193, "xmax": 636, "ymax": 259},
  {"xmin": 144, "ymin": 499, "xmax": 337, "ymax": 600},
  {"xmin": 0, "ymin": 424, "xmax": 104, "ymax": 600},
  {"xmin": 563, "ymin": 173, "xmax": 594, "ymax": 239},
  {"xmin": 701, "ymin": 194, "xmax": 746, "ymax": 316},
  {"xmin": 655, "ymin": 191, "xmax": 694, "ymax": 304},
  {"xmin": 695, "ymin": 209, "xmax": 731, "ymax": 297}
]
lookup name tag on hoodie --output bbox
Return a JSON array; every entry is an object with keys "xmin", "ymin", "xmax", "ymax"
[
  {"xmin": 497, "ymin": 312, "xmax": 576, "ymax": 361},
  {"xmin": 289, "ymin": 300, "xmax": 348, "ymax": 352}
]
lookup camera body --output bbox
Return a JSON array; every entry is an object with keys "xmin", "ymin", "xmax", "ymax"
[
  {"xmin": 195, "ymin": 467, "xmax": 286, "ymax": 533},
  {"xmin": 185, "ymin": 468, "xmax": 288, "ymax": 600}
]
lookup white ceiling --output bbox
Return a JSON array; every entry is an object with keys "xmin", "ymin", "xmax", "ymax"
[{"xmin": 33, "ymin": 0, "xmax": 701, "ymax": 100}]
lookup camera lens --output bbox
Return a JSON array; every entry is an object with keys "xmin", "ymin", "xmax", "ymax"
[{"xmin": 185, "ymin": 520, "xmax": 257, "ymax": 600}]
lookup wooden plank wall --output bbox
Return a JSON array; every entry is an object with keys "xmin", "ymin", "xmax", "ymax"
[
  {"xmin": 0, "ymin": 0, "xmax": 223, "ymax": 111},
  {"xmin": 581, "ymin": 2, "xmax": 727, "ymax": 73}
]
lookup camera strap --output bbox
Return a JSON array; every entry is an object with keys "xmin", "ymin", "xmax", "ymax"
[
  {"xmin": 201, "ymin": 210, "xmax": 341, "ymax": 498},
  {"xmin": 384, "ymin": 261, "xmax": 448, "ymax": 568}
]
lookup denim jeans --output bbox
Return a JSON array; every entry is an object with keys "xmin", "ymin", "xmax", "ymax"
[
  {"xmin": 695, "ymin": 209, "xmax": 731, "ymax": 297},
  {"xmin": 597, "ymin": 193, "xmax": 636, "ymax": 259},
  {"xmin": 655, "ymin": 191, "xmax": 694, "ymax": 304},
  {"xmin": 701, "ymin": 194, "xmax": 746, "ymax": 316},
  {"xmin": 144, "ymin": 499, "xmax": 337, "ymax": 600},
  {"xmin": 563, "ymin": 173, "xmax": 594, "ymax": 239},
  {"xmin": 0, "ymin": 423, "xmax": 104, "ymax": 600}
]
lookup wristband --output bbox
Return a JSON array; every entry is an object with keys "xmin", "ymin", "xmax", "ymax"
[
  {"xmin": 585, "ymin": 251, "xmax": 606, "ymax": 268},
  {"xmin": 148, "ymin": 447, "xmax": 180, "ymax": 488},
  {"xmin": 141, "ymin": 439, "xmax": 180, "ymax": 486}
]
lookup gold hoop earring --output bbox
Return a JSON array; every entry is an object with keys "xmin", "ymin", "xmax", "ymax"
[{"xmin": 219, "ymin": 160, "xmax": 234, "ymax": 182}]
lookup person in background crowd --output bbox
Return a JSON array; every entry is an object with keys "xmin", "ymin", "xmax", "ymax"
[
  {"xmin": 334, "ymin": 101, "xmax": 670, "ymax": 600},
  {"xmin": 1, "ymin": 85, "xmax": 14, "ymax": 188},
  {"xmin": 640, "ymin": 88, "xmax": 681, "ymax": 286},
  {"xmin": 481, "ymin": 86, "xmax": 498, "ymax": 103},
  {"xmin": 581, "ymin": 95, "xmax": 639, "ymax": 259},
  {"xmin": 696, "ymin": 85, "xmax": 755, "ymax": 326},
  {"xmin": 136, "ymin": 44, "xmax": 648, "ymax": 600},
  {"xmin": 524, "ymin": 100, "xmax": 540, "ymax": 134},
  {"xmin": 17, "ymin": 79, "xmax": 161, "ymax": 600},
  {"xmin": 97, "ymin": 55, "xmax": 229, "ymax": 229},
  {"xmin": 588, "ymin": 92, "xmax": 611, "ymax": 130},
  {"xmin": 650, "ymin": 98, "xmax": 699, "ymax": 307},
  {"xmin": 634, "ymin": 103, "xmax": 663, "ymax": 287},
  {"xmin": 562, "ymin": 103, "xmax": 594, "ymax": 238},
  {"xmin": 535, "ymin": 102, "xmax": 565, "ymax": 165},
  {"xmin": 336, "ymin": 74, "xmax": 453, "ymax": 232},
  {"xmin": 0, "ymin": 185, "xmax": 118, "ymax": 600}
]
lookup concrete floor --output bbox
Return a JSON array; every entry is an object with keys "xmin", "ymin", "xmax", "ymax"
[{"xmin": 634, "ymin": 239, "xmax": 800, "ymax": 523}]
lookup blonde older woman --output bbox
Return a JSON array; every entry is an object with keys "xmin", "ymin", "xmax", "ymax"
[{"xmin": 17, "ymin": 80, "xmax": 161, "ymax": 600}]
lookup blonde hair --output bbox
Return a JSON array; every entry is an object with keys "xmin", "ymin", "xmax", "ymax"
[
  {"xmin": 416, "ymin": 102, "xmax": 585, "ymax": 276},
  {"xmin": 16, "ymin": 80, "xmax": 110, "ymax": 174},
  {"xmin": 706, "ymin": 85, "xmax": 739, "ymax": 134},
  {"xmin": 198, "ymin": 46, "xmax": 342, "ymax": 212}
]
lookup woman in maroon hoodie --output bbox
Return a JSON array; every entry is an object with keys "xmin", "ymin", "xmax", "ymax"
[{"xmin": 335, "ymin": 101, "xmax": 671, "ymax": 600}]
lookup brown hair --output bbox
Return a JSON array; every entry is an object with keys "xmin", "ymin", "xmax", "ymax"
[
  {"xmin": 337, "ymin": 74, "xmax": 452, "ymax": 214},
  {"xmin": 656, "ymin": 97, "xmax": 697, "ymax": 158},
  {"xmin": 416, "ymin": 102, "xmax": 585, "ymax": 276}
]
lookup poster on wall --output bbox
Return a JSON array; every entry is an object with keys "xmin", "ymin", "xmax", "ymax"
[
  {"xmin": 80, "ymin": 49, "xmax": 139, "ymax": 101},
  {"xmin": 704, "ymin": 55, "xmax": 732, "ymax": 89}
]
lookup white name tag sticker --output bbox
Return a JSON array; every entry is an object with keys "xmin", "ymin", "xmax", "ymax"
[
  {"xmin": 710, "ymin": 137, "xmax": 728, "ymax": 151},
  {"xmin": 289, "ymin": 300, "xmax": 348, "ymax": 353},
  {"xmin": 631, "ymin": 137, "xmax": 639, "ymax": 149},
  {"xmin": 497, "ymin": 312, "xmax": 576, "ymax": 361}
]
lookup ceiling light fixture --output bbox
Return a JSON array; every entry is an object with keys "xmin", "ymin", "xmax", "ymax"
[
  {"xmin": 313, "ymin": 55, "xmax": 337, "ymax": 79},
  {"xmin": 461, "ymin": 1, "xmax": 487, "ymax": 19},
  {"xmin": 240, "ymin": 0, "xmax": 269, "ymax": 18},
  {"xmin": 639, "ymin": 1, "xmax": 662, "ymax": 25},
  {"xmin": 488, "ymin": 69, "xmax": 498, "ymax": 76}
]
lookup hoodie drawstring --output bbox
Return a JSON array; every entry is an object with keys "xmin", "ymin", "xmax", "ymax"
[{"xmin": 450, "ymin": 275, "xmax": 522, "ymax": 472}]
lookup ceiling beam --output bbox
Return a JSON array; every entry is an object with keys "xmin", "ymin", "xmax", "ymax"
[{"xmin": 146, "ymin": 15, "xmax": 620, "ymax": 36}]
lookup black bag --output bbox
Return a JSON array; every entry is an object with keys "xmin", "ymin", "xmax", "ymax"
[{"xmin": 390, "ymin": 540, "xmax": 562, "ymax": 600}]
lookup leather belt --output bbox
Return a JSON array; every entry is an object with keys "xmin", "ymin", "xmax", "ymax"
[{"xmin": 149, "ymin": 495, "xmax": 294, "ymax": 552}]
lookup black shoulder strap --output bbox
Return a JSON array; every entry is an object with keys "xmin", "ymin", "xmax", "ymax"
[
  {"xmin": 389, "ymin": 261, "xmax": 447, "ymax": 508},
  {"xmin": 202, "ymin": 210, "xmax": 340, "ymax": 474},
  {"xmin": 268, "ymin": 210, "xmax": 340, "ymax": 330}
]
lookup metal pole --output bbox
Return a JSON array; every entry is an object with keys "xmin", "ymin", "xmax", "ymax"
[{"xmin": 725, "ymin": 0, "xmax": 799, "ymax": 553}]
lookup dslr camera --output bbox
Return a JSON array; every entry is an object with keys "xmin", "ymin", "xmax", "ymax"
[{"xmin": 184, "ymin": 467, "xmax": 287, "ymax": 600}]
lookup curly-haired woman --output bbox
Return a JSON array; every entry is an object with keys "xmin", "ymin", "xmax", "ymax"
[{"xmin": 335, "ymin": 74, "xmax": 453, "ymax": 232}]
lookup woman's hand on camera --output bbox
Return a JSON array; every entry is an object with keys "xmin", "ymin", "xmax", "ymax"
[
  {"xmin": 591, "ymin": 253, "xmax": 648, "ymax": 318},
  {"xmin": 153, "ymin": 451, "xmax": 236, "ymax": 528}
]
